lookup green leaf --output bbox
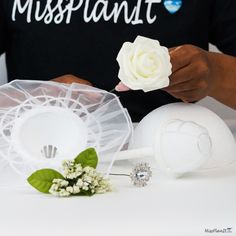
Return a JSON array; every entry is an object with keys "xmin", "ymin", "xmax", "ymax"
[
  {"xmin": 27, "ymin": 169, "xmax": 64, "ymax": 194},
  {"xmin": 74, "ymin": 148, "xmax": 98, "ymax": 169}
]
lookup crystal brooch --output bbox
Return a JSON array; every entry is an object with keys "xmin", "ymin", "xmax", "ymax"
[{"xmin": 130, "ymin": 162, "xmax": 152, "ymax": 187}]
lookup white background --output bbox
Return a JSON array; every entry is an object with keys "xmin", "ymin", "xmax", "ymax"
[{"xmin": 1, "ymin": 160, "xmax": 236, "ymax": 236}]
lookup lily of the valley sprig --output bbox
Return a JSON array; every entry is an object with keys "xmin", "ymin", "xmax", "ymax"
[{"xmin": 27, "ymin": 148, "xmax": 112, "ymax": 197}]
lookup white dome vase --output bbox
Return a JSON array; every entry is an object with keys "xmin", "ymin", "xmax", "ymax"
[{"xmin": 117, "ymin": 103, "xmax": 236, "ymax": 177}]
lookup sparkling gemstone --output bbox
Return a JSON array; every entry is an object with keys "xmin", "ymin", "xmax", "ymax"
[{"xmin": 136, "ymin": 171, "xmax": 149, "ymax": 180}]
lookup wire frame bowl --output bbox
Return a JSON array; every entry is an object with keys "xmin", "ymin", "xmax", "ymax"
[{"xmin": 0, "ymin": 80, "xmax": 132, "ymax": 177}]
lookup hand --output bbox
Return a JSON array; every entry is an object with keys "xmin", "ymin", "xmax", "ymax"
[
  {"xmin": 52, "ymin": 74, "xmax": 92, "ymax": 86},
  {"xmin": 115, "ymin": 45, "xmax": 215, "ymax": 99},
  {"xmin": 51, "ymin": 74, "xmax": 103, "ymax": 102},
  {"xmin": 115, "ymin": 45, "xmax": 236, "ymax": 109},
  {"xmin": 163, "ymin": 45, "xmax": 215, "ymax": 102}
]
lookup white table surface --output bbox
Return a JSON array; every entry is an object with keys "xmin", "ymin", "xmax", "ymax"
[{"xmin": 1, "ymin": 121, "xmax": 236, "ymax": 236}]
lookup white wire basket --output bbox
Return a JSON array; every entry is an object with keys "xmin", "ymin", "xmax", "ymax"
[{"xmin": 0, "ymin": 80, "xmax": 133, "ymax": 178}]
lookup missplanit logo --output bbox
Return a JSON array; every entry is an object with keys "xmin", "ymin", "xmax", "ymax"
[
  {"xmin": 163, "ymin": 0, "xmax": 183, "ymax": 14},
  {"xmin": 11, "ymin": 0, "xmax": 163, "ymax": 25},
  {"xmin": 12, "ymin": 0, "xmax": 182, "ymax": 25},
  {"xmin": 205, "ymin": 228, "xmax": 233, "ymax": 234}
]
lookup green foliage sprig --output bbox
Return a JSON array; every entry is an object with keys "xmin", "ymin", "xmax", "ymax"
[{"xmin": 27, "ymin": 148, "xmax": 111, "ymax": 197}]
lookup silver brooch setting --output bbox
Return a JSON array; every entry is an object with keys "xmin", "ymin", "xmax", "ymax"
[{"xmin": 130, "ymin": 162, "xmax": 152, "ymax": 187}]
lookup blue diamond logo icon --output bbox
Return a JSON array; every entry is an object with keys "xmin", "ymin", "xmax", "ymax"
[{"xmin": 164, "ymin": 0, "xmax": 182, "ymax": 14}]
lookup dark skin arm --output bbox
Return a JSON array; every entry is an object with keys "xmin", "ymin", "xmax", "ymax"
[{"xmin": 164, "ymin": 45, "xmax": 236, "ymax": 109}]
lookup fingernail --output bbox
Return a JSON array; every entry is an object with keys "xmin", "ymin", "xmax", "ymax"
[{"xmin": 115, "ymin": 82, "xmax": 130, "ymax": 92}]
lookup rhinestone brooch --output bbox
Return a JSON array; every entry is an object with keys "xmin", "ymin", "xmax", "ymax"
[{"xmin": 130, "ymin": 162, "xmax": 152, "ymax": 187}]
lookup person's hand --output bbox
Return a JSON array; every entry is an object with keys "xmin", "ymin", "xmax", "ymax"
[
  {"xmin": 51, "ymin": 74, "xmax": 92, "ymax": 86},
  {"xmin": 116, "ymin": 45, "xmax": 236, "ymax": 109},
  {"xmin": 163, "ymin": 45, "xmax": 215, "ymax": 102},
  {"xmin": 51, "ymin": 74, "xmax": 103, "ymax": 102},
  {"xmin": 115, "ymin": 45, "xmax": 216, "ymax": 101}
]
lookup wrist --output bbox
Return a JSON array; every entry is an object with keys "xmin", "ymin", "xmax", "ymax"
[
  {"xmin": 207, "ymin": 52, "xmax": 222, "ymax": 98},
  {"xmin": 207, "ymin": 52, "xmax": 236, "ymax": 109}
]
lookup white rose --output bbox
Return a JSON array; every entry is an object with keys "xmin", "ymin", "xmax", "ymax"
[{"xmin": 116, "ymin": 36, "xmax": 172, "ymax": 92}]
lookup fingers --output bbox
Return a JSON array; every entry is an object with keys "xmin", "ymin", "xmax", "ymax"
[
  {"xmin": 165, "ymin": 77, "xmax": 208, "ymax": 102},
  {"xmin": 169, "ymin": 46, "xmax": 192, "ymax": 73},
  {"xmin": 115, "ymin": 82, "xmax": 130, "ymax": 92},
  {"xmin": 168, "ymin": 63, "xmax": 197, "ymax": 86},
  {"xmin": 165, "ymin": 80, "xmax": 201, "ymax": 93},
  {"xmin": 164, "ymin": 45, "xmax": 211, "ymax": 102},
  {"xmin": 51, "ymin": 74, "xmax": 103, "ymax": 103},
  {"xmin": 52, "ymin": 74, "xmax": 92, "ymax": 86},
  {"xmin": 164, "ymin": 75, "xmax": 208, "ymax": 102},
  {"xmin": 167, "ymin": 89, "xmax": 203, "ymax": 103}
]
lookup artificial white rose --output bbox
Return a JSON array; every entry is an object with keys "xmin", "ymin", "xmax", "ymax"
[{"xmin": 116, "ymin": 36, "xmax": 172, "ymax": 92}]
